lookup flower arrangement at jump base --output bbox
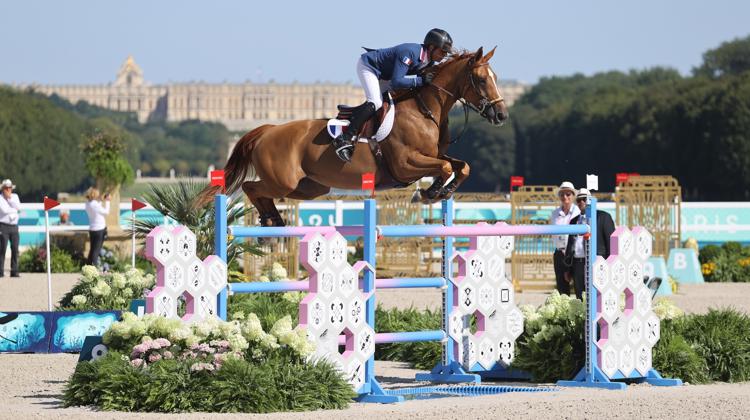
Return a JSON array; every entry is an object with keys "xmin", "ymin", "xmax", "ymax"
[
  {"xmin": 63, "ymin": 312, "xmax": 354, "ymax": 413},
  {"xmin": 58, "ymin": 265, "xmax": 156, "ymax": 311}
]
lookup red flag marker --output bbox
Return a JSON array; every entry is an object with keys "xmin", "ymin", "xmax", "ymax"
[
  {"xmin": 361, "ymin": 173, "xmax": 375, "ymax": 191},
  {"xmin": 210, "ymin": 170, "xmax": 225, "ymax": 192},
  {"xmin": 131, "ymin": 198, "xmax": 147, "ymax": 211},
  {"xmin": 510, "ymin": 176, "xmax": 524, "ymax": 191},
  {"xmin": 43, "ymin": 196, "xmax": 60, "ymax": 310},
  {"xmin": 44, "ymin": 196, "xmax": 60, "ymax": 211},
  {"xmin": 361, "ymin": 173, "xmax": 375, "ymax": 198}
]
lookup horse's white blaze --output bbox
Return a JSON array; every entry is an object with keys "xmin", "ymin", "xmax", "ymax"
[{"xmin": 487, "ymin": 67, "xmax": 501, "ymax": 96}]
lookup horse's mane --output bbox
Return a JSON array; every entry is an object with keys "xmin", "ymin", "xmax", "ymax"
[{"xmin": 431, "ymin": 49, "xmax": 475, "ymax": 72}]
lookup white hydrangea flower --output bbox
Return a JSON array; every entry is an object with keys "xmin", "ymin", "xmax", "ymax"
[
  {"xmin": 111, "ymin": 273, "xmax": 126, "ymax": 289},
  {"xmin": 71, "ymin": 295, "xmax": 87, "ymax": 307},
  {"xmin": 91, "ymin": 280, "xmax": 111, "ymax": 297},
  {"xmin": 241, "ymin": 314, "xmax": 265, "ymax": 340},
  {"xmin": 270, "ymin": 262, "xmax": 287, "ymax": 281}
]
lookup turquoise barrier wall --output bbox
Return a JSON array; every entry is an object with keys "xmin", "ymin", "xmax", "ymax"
[{"xmin": 18, "ymin": 202, "xmax": 750, "ymax": 247}]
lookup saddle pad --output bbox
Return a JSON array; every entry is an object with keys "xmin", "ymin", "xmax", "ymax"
[{"xmin": 326, "ymin": 96, "xmax": 395, "ymax": 143}]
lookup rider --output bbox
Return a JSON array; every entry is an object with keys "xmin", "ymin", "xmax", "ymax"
[{"xmin": 331, "ymin": 28, "xmax": 455, "ymax": 162}]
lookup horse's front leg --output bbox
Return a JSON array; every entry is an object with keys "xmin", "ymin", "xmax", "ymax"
[
  {"xmin": 435, "ymin": 155, "xmax": 470, "ymax": 199},
  {"xmin": 395, "ymin": 153, "xmax": 454, "ymax": 204}
]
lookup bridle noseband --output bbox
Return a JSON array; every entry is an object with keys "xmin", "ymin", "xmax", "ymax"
[{"xmin": 462, "ymin": 61, "xmax": 505, "ymax": 120}]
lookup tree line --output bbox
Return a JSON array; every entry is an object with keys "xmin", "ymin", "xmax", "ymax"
[
  {"xmin": 0, "ymin": 87, "xmax": 231, "ymax": 201},
  {"xmin": 449, "ymin": 35, "xmax": 750, "ymax": 200}
]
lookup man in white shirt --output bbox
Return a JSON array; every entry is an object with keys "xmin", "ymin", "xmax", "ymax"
[
  {"xmin": 564, "ymin": 188, "xmax": 616, "ymax": 300},
  {"xmin": 549, "ymin": 181, "xmax": 580, "ymax": 296},
  {"xmin": 0, "ymin": 179, "xmax": 22, "ymax": 277}
]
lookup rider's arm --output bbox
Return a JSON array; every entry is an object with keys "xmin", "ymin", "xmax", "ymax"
[{"xmin": 389, "ymin": 51, "xmax": 423, "ymax": 89}]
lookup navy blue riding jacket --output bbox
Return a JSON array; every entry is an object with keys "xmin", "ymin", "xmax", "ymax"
[{"xmin": 361, "ymin": 43, "xmax": 429, "ymax": 89}]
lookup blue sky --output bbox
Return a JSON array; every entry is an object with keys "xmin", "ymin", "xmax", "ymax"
[{"xmin": 1, "ymin": 0, "xmax": 748, "ymax": 85}]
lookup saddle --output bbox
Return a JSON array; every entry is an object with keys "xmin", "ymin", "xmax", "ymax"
[{"xmin": 334, "ymin": 92, "xmax": 393, "ymax": 140}]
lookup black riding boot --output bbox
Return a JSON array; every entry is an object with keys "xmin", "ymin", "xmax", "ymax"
[{"xmin": 332, "ymin": 101, "xmax": 377, "ymax": 162}]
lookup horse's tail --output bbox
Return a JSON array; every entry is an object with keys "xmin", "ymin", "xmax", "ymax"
[{"xmin": 194, "ymin": 124, "xmax": 272, "ymax": 208}]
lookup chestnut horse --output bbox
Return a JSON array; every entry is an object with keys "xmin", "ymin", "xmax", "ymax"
[{"xmin": 198, "ymin": 47, "xmax": 508, "ymax": 226}]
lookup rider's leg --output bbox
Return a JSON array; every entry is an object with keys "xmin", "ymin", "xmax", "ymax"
[{"xmin": 332, "ymin": 59, "xmax": 381, "ymax": 162}]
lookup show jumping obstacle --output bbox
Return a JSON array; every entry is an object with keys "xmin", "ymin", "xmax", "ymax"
[{"xmin": 209, "ymin": 194, "xmax": 681, "ymax": 402}]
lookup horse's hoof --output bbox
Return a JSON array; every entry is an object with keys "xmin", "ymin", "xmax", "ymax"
[{"xmin": 410, "ymin": 190, "xmax": 422, "ymax": 203}]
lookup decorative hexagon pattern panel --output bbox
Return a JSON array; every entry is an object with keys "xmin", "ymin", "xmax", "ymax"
[
  {"xmin": 298, "ymin": 231, "xmax": 375, "ymax": 392},
  {"xmin": 449, "ymin": 223, "xmax": 523, "ymax": 371},
  {"xmin": 594, "ymin": 226, "xmax": 660, "ymax": 379},
  {"xmin": 145, "ymin": 225, "xmax": 227, "ymax": 322}
]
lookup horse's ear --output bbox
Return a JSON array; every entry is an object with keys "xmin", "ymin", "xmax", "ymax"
[
  {"xmin": 483, "ymin": 46, "xmax": 497, "ymax": 62},
  {"xmin": 473, "ymin": 47, "xmax": 484, "ymax": 64}
]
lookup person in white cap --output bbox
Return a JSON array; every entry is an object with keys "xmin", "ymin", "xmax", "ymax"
[
  {"xmin": 0, "ymin": 179, "xmax": 22, "ymax": 277},
  {"xmin": 564, "ymin": 188, "xmax": 616, "ymax": 300},
  {"xmin": 549, "ymin": 181, "xmax": 580, "ymax": 296}
]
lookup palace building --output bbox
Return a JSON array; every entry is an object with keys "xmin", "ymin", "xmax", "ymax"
[{"xmin": 22, "ymin": 56, "xmax": 529, "ymax": 131}]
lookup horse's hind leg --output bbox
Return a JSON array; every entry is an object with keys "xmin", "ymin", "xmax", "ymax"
[
  {"xmin": 241, "ymin": 181, "xmax": 286, "ymax": 227},
  {"xmin": 287, "ymin": 177, "xmax": 331, "ymax": 200}
]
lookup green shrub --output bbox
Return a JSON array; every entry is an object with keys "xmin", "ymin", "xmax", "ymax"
[
  {"xmin": 700, "ymin": 242, "xmax": 750, "ymax": 282},
  {"xmin": 57, "ymin": 266, "xmax": 155, "ymax": 311},
  {"xmin": 374, "ymin": 306, "xmax": 442, "ymax": 370},
  {"xmin": 721, "ymin": 241, "xmax": 743, "ymax": 256},
  {"xmin": 698, "ymin": 244, "xmax": 723, "ymax": 264},
  {"xmin": 226, "ymin": 262, "xmax": 303, "ymax": 329},
  {"xmin": 63, "ymin": 312, "xmax": 349, "ymax": 413},
  {"xmin": 709, "ymin": 252, "xmax": 746, "ymax": 282},
  {"xmin": 513, "ymin": 292, "xmax": 586, "ymax": 382},
  {"xmin": 63, "ymin": 352, "xmax": 354, "ymax": 413},
  {"xmin": 228, "ymin": 293, "xmax": 300, "ymax": 331},
  {"xmin": 677, "ymin": 309, "xmax": 750, "ymax": 382},
  {"xmin": 652, "ymin": 319, "xmax": 710, "ymax": 383},
  {"xmin": 18, "ymin": 245, "xmax": 81, "ymax": 273}
]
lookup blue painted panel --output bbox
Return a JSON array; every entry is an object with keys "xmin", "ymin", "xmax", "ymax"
[
  {"xmin": 50, "ymin": 311, "xmax": 120, "ymax": 353},
  {"xmin": 0, "ymin": 311, "xmax": 120, "ymax": 353},
  {"xmin": 667, "ymin": 249, "xmax": 705, "ymax": 284},
  {"xmin": 0, "ymin": 312, "xmax": 52, "ymax": 353}
]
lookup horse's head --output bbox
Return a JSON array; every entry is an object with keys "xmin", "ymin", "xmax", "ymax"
[{"xmin": 461, "ymin": 47, "xmax": 509, "ymax": 126}]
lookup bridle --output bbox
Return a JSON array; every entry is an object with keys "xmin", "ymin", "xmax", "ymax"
[
  {"xmin": 462, "ymin": 60, "xmax": 505, "ymax": 121},
  {"xmin": 414, "ymin": 56, "xmax": 505, "ymax": 144}
]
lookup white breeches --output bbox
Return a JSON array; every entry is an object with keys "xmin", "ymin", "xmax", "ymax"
[{"xmin": 356, "ymin": 58, "xmax": 389, "ymax": 110}]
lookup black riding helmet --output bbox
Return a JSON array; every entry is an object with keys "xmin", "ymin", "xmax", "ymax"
[{"xmin": 424, "ymin": 28, "xmax": 454, "ymax": 53}]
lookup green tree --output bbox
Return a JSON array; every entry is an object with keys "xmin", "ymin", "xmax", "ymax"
[
  {"xmin": 0, "ymin": 87, "xmax": 89, "ymax": 200},
  {"xmin": 81, "ymin": 128, "xmax": 134, "ymax": 191},
  {"xmin": 694, "ymin": 34, "xmax": 750, "ymax": 78}
]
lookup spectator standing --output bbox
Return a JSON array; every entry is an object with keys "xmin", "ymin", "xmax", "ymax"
[
  {"xmin": 565, "ymin": 188, "xmax": 616, "ymax": 300},
  {"xmin": 549, "ymin": 181, "xmax": 580, "ymax": 296},
  {"xmin": 85, "ymin": 187, "xmax": 110, "ymax": 266},
  {"xmin": 0, "ymin": 179, "xmax": 21, "ymax": 277}
]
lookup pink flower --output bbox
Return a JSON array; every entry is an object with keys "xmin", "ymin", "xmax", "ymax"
[
  {"xmin": 131, "ymin": 344, "xmax": 148, "ymax": 358},
  {"xmin": 148, "ymin": 353, "xmax": 162, "ymax": 363},
  {"xmin": 154, "ymin": 338, "xmax": 171, "ymax": 348},
  {"xmin": 211, "ymin": 340, "xmax": 230, "ymax": 349},
  {"xmin": 130, "ymin": 359, "xmax": 145, "ymax": 368},
  {"xmin": 163, "ymin": 351, "xmax": 174, "ymax": 360}
]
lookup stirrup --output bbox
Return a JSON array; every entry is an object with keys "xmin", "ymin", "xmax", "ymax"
[
  {"xmin": 335, "ymin": 142, "xmax": 354, "ymax": 162},
  {"xmin": 332, "ymin": 134, "xmax": 355, "ymax": 162}
]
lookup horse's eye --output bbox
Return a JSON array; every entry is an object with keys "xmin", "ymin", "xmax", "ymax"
[{"xmin": 479, "ymin": 79, "xmax": 487, "ymax": 85}]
